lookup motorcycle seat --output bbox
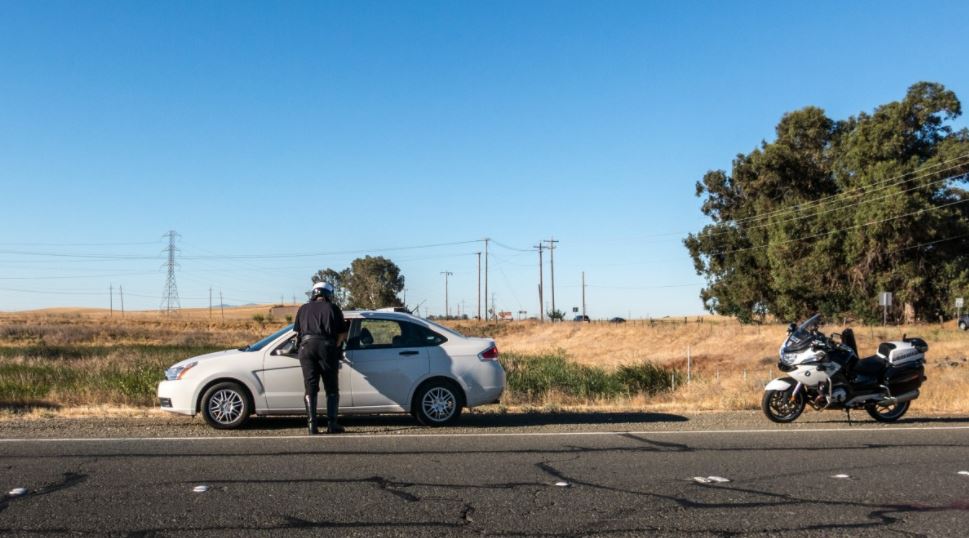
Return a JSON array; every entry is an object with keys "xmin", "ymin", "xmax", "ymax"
[{"xmin": 853, "ymin": 356, "xmax": 888, "ymax": 376}]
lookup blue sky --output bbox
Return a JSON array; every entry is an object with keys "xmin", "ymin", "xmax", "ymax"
[{"xmin": 1, "ymin": 1, "xmax": 967, "ymax": 317}]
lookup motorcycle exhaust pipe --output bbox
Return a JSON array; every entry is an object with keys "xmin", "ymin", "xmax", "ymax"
[{"xmin": 878, "ymin": 390, "xmax": 920, "ymax": 406}]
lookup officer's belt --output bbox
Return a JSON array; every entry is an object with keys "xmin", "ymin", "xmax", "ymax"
[{"xmin": 301, "ymin": 335, "xmax": 337, "ymax": 346}]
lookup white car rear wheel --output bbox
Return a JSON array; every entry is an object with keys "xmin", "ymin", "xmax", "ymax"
[{"xmin": 414, "ymin": 380, "xmax": 463, "ymax": 427}]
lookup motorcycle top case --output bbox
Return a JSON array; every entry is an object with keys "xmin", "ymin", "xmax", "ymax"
[{"xmin": 876, "ymin": 339, "xmax": 926, "ymax": 366}]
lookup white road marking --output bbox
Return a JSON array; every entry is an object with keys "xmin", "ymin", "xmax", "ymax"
[
  {"xmin": 2, "ymin": 424, "xmax": 969, "ymax": 443},
  {"xmin": 7, "ymin": 487, "xmax": 27, "ymax": 497},
  {"xmin": 832, "ymin": 474, "xmax": 851, "ymax": 479},
  {"xmin": 554, "ymin": 481, "xmax": 570, "ymax": 487},
  {"xmin": 192, "ymin": 485, "xmax": 209, "ymax": 493},
  {"xmin": 958, "ymin": 471, "xmax": 969, "ymax": 476}
]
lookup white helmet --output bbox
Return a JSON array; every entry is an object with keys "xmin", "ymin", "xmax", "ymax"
[{"xmin": 311, "ymin": 281, "xmax": 335, "ymax": 299}]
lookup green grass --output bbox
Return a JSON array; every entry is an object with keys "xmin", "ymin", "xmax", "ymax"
[
  {"xmin": 1, "ymin": 345, "xmax": 681, "ymax": 408},
  {"xmin": 0, "ymin": 345, "xmax": 225, "ymax": 407},
  {"xmin": 500, "ymin": 352, "xmax": 681, "ymax": 403}
]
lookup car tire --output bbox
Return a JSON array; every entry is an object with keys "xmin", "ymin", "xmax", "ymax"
[
  {"xmin": 960, "ymin": 321, "xmax": 967, "ymax": 331},
  {"xmin": 200, "ymin": 381, "xmax": 252, "ymax": 430},
  {"xmin": 413, "ymin": 379, "xmax": 463, "ymax": 427}
]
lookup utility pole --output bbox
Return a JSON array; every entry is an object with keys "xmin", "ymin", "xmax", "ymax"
[
  {"xmin": 109, "ymin": 284, "xmax": 113, "ymax": 317},
  {"xmin": 483, "ymin": 238, "xmax": 489, "ymax": 321},
  {"xmin": 219, "ymin": 290, "xmax": 225, "ymax": 323},
  {"xmin": 119, "ymin": 285, "xmax": 125, "ymax": 318},
  {"xmin": 161, "ymin": 230, "xmax": 181, "ymax": 314},
  {"xmin": 534, "ymin": 243, "xmax": 545, "ymax": 322},
  {"xmin": 544, "ymin": 238, "xmax": 559, "ymax": 320},
  {"xmin": 476, "ymin": 251, "xmax": 482, "ymax": 320},
  {"xmin": 441, "ymin": 271, "xmax": 453, "ymax": 318},
  {"xmin": 582, "ymin": 271, "xmax": 587, "ymax": 318}
]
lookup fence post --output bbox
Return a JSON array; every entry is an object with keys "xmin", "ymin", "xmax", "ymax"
[
  {"xmin": 671, "ymin": 373, "xmax": 676, "ymax": 392},
  {"xmin": 687, "ymin": 345, "xmax": 692, "ymax": 384}
]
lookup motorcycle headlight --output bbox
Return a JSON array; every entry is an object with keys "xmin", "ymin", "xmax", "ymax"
[
  {"xmin": 165, "ymin": 362, "xmax": 197, "ymax": 381},
  {"xmin": 781, "ymin": 353, "xmax": 799, "ymax": 364}
]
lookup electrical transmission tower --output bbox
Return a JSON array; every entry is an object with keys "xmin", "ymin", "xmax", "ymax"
[{"xmin": 161, "ymin": 230, "xmax": 181, "ymax": 314}]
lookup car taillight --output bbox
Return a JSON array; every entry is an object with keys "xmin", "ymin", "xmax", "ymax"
[{"xmin": 479, "ymin": 345, "xmax": 499, "ymax": 361}]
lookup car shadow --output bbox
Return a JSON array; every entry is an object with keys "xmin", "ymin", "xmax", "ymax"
[{"xmin": 242, "ymin": 410, "xmax": 689, "ymax": 431}]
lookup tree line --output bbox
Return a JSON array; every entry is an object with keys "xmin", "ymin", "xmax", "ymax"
[{"xmin": 685, "ymin": 82, "xmax": 969, "ymax": 324}]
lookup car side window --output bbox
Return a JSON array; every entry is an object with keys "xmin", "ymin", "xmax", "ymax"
[
  {"xmin": 354, "ymin": 319, "xmax": 402, "ymax": 349},
  {"xmin": 347, "ymin": 319, "xmax": 447, "ymax": 349}
]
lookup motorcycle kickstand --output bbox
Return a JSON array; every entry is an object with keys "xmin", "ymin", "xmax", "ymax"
[{"xmin": 844, "ymin": 409, "xmax": 853, "ymax": 426}]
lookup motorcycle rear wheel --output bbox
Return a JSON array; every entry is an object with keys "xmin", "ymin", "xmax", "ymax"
[
  {"xmin": 762, "ymin": 387, "xmax": 805, "ymax": 423},
  {"xmin": 866, "ymin": 400, "xmax": 910, "ymax": 422}
]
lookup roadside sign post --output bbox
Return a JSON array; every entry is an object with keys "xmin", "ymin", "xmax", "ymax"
[
  {"xmin": 879, "ymin": 291, "xmax": 893, "ymax": 326},
  {"xmin": 957, "ymin": 297, "xmax": 964, "ymax": 320}
]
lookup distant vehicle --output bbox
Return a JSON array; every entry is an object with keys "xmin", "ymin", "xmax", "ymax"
[
  {"xmin": 573, "ymin": 315, "xmax": 591, "ymax": 322},
  {"xmin": 157, "ymin": 311, "xmax": 505, "ymax": 429},
  {"xmin": 609, "ymin": 317, "xmax": 626, "ymax": 324},
  {"xmin": 960, "ymin": 315, "xmax": 968, "ymax": 331}
]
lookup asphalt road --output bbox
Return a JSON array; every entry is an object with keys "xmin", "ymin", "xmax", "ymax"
[{"xmin": 3, "ymin": 415, "xmax": 969, "ymax": 536}]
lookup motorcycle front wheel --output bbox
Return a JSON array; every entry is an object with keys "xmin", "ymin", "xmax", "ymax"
[
  {"xmin": 866, "ymin": 400, "xmax": 910, "ymax": 422},
  {"xmin": 762, "ymin": 387, "xmax": 805, "ymax": 423}
]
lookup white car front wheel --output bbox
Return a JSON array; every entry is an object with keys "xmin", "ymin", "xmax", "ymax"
[{"xmin": 200, "ymin": 381, "xmax": 251, "ymax": 429}]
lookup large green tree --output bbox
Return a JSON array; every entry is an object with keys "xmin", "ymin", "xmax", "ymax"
[
  {"xmin": 685, "ymin": 82, "xmax": 969, "ymax": 323},
  {"xmin": 311, "ymin": 256, "xmax": 405, "ymax": 310}
]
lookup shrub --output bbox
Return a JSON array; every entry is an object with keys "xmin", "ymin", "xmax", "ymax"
[{"xmin": 500, "ymin": 352, "xmax": 680, "ymax": 402}]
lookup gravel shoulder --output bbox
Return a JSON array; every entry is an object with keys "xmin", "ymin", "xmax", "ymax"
[{"xmin": 3, "ymin": 407, "xmax": 968, "ymax": 439}]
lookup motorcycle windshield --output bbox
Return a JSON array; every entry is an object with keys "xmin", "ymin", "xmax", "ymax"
[{"xmin": 784, "ymin": 314, "xmax": 821, "ymax": 353}]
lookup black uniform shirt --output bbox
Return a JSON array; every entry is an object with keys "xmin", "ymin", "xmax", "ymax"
[{"xmin": 294, "ymin": 300, "xmax": 346, "ymax": 341}]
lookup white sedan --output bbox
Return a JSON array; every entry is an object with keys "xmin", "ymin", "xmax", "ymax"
[{"xmin": 157, "ymin": 311, "xmax": 505, "ymax": 429}]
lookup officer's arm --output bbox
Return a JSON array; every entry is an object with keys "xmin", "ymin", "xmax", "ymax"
[
  {"xmin": 334, "ymin": 307, "xmax": 347, "ymax": 347},
  {"xmin": 293, "ymin": 307, "xmax": 302, "ymax": 348}
]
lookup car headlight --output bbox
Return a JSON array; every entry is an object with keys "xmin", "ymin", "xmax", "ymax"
[{"xmin": 165, "ymin": 362, "xmax": 197, "ymax": 381}]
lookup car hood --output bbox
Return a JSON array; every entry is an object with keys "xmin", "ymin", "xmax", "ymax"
[{"xmin": 169, "ymin": 349, "xmax": 241, "ymax": 369}]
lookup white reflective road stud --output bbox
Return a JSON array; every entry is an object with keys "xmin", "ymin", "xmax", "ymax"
[
  {"xmin": 554, "ymin": 481, "xmax": 570, "ymax": 487},
  {"xmin": 707, "ymin": 476, "xmax": 730, "ymax": 483},
  {"xmin": 692, "ymin": 477, "xmax": 712, "ymax": 484},
  {"xmin": 958, "ymin": 471, "xmax": 969, "ymax": 476},
  {"xmin": 832, "ymin": 474, "xmax": 851, "ymax": 479},
  {"xmin": 192, "ymin": 485, "xmax": 209, "ymax": 493},
  {"xmin": 7, "ymin": 488, "xmax": 27, "ymax": 497}
]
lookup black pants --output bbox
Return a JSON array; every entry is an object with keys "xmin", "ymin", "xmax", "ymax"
[{"xmin": 298, "ymin": 339, "xmax": 340, "ymax": 397}]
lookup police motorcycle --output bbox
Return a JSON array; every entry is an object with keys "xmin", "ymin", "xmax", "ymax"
[{"xmin": 762, "ymin": 314, "xmax": 928, "ymax": 423}]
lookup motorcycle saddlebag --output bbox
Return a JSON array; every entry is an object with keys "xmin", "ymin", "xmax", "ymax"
[{"xmin": 884, "ymin": 362, "xmax": 925, "ymax": 396}]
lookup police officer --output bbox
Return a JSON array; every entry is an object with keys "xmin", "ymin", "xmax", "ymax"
[{"xmin": 294, "ymin": 282, "xmax": 348, "ymax": 434}]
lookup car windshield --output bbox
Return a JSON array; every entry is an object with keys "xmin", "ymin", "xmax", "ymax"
[
  {"xmin": 241, "ymin": 324, "xmax": 294, "ymax": 351},
  {"xmin": 422, "ymin": 319, "xmax": 465, "ymax": 338}
]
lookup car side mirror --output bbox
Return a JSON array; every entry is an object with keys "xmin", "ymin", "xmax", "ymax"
[{"xmin": 273, "ymin": 339, "xmax": 297, "ymax": 356}]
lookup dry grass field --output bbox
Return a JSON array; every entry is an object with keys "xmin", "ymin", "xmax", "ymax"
[{"xmin": 1, "ymin": 307, "xmax": 967, "ymax": 417}]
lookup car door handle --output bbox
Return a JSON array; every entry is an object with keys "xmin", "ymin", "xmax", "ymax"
[{"xmin": 399, "ymin": 350, "xmax": 419, "ymax": 356}]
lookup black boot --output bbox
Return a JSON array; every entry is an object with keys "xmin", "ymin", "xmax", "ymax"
[
  {"xmin": 305, "ymin": 394, "xmax": 319, "ymax": 435},
  {"xmin": 326, "ymin": 394, "xmax": 345, "ymax": 434}
]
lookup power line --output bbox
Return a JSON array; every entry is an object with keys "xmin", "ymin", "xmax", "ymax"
[{"xmin": 713, "ymin": 196, "xmax": 969, "ymax": 257}]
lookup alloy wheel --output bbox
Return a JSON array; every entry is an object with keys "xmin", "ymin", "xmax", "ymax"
[{"xmin": 208, "ymin": 389, "xmax": 244, "ymax": 425}]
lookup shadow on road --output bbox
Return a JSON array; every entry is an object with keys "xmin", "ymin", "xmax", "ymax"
[{"xmin": 242, "ymin": 411, "xmax": 689, "ymax": 431}]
